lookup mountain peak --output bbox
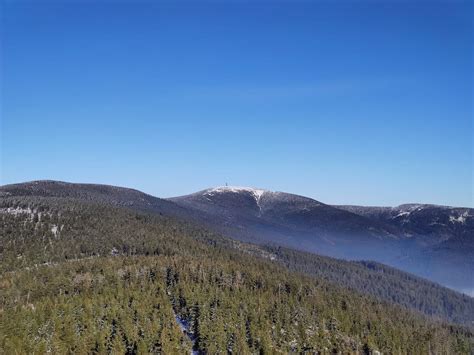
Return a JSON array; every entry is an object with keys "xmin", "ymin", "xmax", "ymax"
[{"xmin": 205, "ymin": 186, "xmax": 268, "ymax": 202}]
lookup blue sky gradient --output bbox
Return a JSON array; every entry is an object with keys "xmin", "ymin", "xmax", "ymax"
[{"xmin": 1, "ymin": 1, "xmax": 472, "ymax": 207}]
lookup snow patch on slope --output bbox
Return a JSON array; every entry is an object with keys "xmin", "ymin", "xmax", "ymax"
[
  {"xmin": 393, "ymin": 211, "xmax": 411, "ymax": 219},
  {"xmin": 174, "ymin": 312, "xmax": 198, "ymax": 355},
  {"xmin": 51, "ymin": 225, "xmax": 59, "ymax": 237},
  {"xmin": 0, "ymin": 206, "xmax": 35, "ymax": 217},
  {"xmin": 391, "ymin": 204, "xmax": 429, "ymax": 223},
  {"xmin": 450, "ymin": 211, "xmax": 469, "ymax": 224}
]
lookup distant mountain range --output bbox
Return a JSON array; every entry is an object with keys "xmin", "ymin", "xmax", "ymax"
[{"xmin": 1, "ymin": 181, "xmax": 472, "ymax": 293}]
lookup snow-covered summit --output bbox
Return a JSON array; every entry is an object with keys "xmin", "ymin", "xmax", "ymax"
[{"xmin": 205, "ymin": 186, "xmax": 268, "ymax": 203}]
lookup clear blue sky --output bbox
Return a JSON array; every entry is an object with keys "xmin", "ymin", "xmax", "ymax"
[{"xmin": 1, "ymin": 0, "xmax": 472, "ymax": 207}]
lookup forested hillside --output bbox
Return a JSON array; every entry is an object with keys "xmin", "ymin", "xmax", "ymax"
[
  {"xmin": 266, "ymin": 246, "xmax": 474, "ymax": 325},
  {"xmin": 1, "ymin": 196, "xmax": 473, "ymax": 353}
]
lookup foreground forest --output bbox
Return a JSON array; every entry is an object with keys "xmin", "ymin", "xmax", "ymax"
[{"xmin": 1, "ymin": 196, "xmax": 473, "ymax": 353}]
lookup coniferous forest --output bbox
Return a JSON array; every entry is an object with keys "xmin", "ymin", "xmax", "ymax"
[{"xmin": 1, "ymin": 196, "xmax": 473, "ymax": 354}]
